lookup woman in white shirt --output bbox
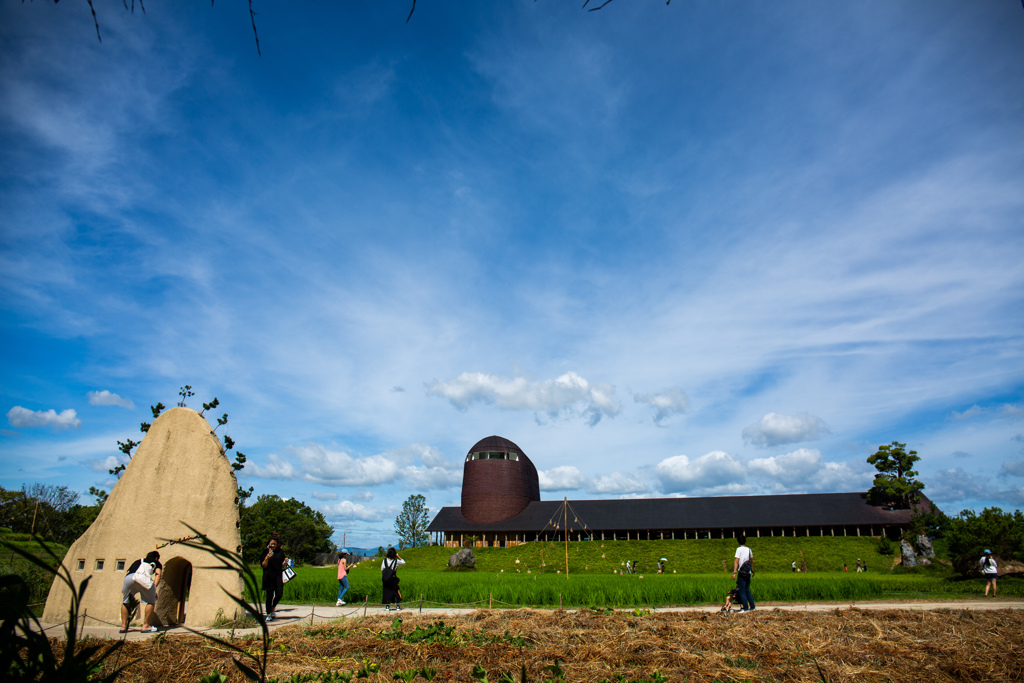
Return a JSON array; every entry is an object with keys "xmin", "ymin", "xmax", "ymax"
[{"xmin": 981, "ymin": 550, "xmax": 998, "ymax": 597}]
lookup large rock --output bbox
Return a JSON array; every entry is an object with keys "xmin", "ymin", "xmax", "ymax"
[
  {"xmin": 448, "ymin": 548, "xmax": 476, "ymax": 568},
  {"xmin": 900, "ymin": 540, "xmax": 917, "ymax": 568},
  {"xmin": 42, "ymin": 408, "xmax": 244, "ymax": 627},
  {"xmin": 916, "ymin": 534, "xmax": 936, "ymax": 559}
]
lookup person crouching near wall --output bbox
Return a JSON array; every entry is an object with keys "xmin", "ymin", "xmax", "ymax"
[{"xmin": 120, "ymin": 550, "xmax": 162, "ymax": 633}]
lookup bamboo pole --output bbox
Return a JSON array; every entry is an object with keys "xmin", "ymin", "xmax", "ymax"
[{"xmin": 564, "ymin": 496, "xmax": 569, "ymax": 579}]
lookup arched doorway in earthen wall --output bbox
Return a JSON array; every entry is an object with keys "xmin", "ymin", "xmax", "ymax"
[{"xmin": 156, "ymin": 556, "xmax": 193, "ymax": 625}]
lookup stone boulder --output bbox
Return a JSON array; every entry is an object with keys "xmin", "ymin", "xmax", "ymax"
[
  {"xmin": 900, "ymin": 540, "xmax": 917, "ymax": 568},
  {"xmin": 448, "ymin": 548, "xmax": 476, "ymax": 568},
  {"xmin": 915, "ymin": 534, "xmax": 936, "ymax": 559}
]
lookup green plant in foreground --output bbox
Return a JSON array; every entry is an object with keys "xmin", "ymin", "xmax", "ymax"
[
  {"xmin": 0, "ymin": 534, "xmax": 140, "ymax": 682},
  {"xmin": 177, "ymin": 523, "xmax": 273, "ymax": 682}
]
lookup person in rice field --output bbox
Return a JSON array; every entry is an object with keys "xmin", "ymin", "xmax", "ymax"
[
  {"xmin": 336, "ymin": 551, "xmax": 350, "ymax": 606},
  {"xmin": 732, "ymin": 535, "xmax": 755, "ymax": 613},
  {"xmin": 381, "ymin": 547, "xmax": 405, "ymax": 611}
]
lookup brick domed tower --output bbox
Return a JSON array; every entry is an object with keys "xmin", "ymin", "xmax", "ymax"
[{"xmin": 461, "ymin": 435, "xmax": 540, "ymax": 524}]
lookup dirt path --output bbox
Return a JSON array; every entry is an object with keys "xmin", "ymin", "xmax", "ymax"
[{"xmin": 35, "ymin": 598, "xmax": 1024, "ymax": 642}]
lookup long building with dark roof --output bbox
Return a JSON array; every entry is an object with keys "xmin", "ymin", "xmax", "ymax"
[{"xmin": 427, "ymin": 435, "xmax": 929, "ymax": 547}]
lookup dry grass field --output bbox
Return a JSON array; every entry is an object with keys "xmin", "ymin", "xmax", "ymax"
[{"xmin": 95, "ymin": 607, "xmax": 1024, "ymax": 683}]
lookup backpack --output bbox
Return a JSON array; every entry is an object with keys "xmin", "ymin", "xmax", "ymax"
[
  {"xmin": 737, "ymin": 560, "xmax": 752, "ymax": 579},
  {"xmin": 133, "ymin": 561, "xmax": 156, "ymax": 589},
  {"xmin": 382, "ymin": 559, "xmax": 399, "ymax": 589}
]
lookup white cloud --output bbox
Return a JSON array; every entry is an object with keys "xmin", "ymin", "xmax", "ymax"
[
  {"xmin": 427, "ymin": 371, "xmax": 621, "ymax": 425},
  {"xmin": 246, "ymin": 442, "xmax": 460, "ymax": 490},
  {"xmin": 401, "ymin": 465, "xmax": 461, "ymax": 491},
  {"xmin": 320, "ymin": 500, "xmax": 387, "ymax": 523},
  {"xmin": 634, "ymin": 387, "xmax": 690, "ymax": 426},
  {"xmin": 539, "ymin": 465, "xmax": 587, "ymax": 491},
  {"xmin": 748, "ymin": 448, "xmax": 868, "ymax": 492},
  {"xmin": 926, "ymin": 468, "xmax": 995, "ymax": 504},
  {"xmin": 949, "ymin": 405, "xmax": 985, "ymax": 421},
  {"xmin": 742, "ymin": 412, "xmax": 830, "ymax": 447},
  {"xmin": 310, "ymin": 490, "xmax": 339, "ymax": 501},
  {"xmin": 246, "ymin": 452, "xmax": 297, "ymax": 479},
  {"xmin": 586, "ymin": 472, "xmax": 651, "ymax": 495},
  {"xmin": 87, "ymin": 390, "xmax": 134, "ymax": 409},
  {"xmin": 654, "ymin": 451, "xmax": 747, "ymax": 494},
  {"xmin": 289, "ymin": 444, "xmax": 402, "ymax": 486},
  {"xmin": 1000, "ymin": 461, "xmax": 1024, "ymax": 478},
  {"xmin": 6, "ymin": 406, "xmax": 81, "ymax": 431},
  {"xmin": 86, "ymin": 454, "xmax": 125, "ymax": 473},
  {"xmin": 1000, "ymin": 405, "xmax": 1024, "ymax": 420},
  {"xmin": 540, "ymin": 465, "xmax": 652, "ymax": 494}
]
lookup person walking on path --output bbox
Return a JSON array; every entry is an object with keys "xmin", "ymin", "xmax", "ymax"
[
  {"xmin": 259, "ymin": 534, "xmax": 287, "ymax": 620},
  {"xmin": 732, "ymin": 535, "xmax": 755, "ymax": 613},
  {"xmin": 381, "ymin": 547, "xmax": 405, "ymax": 611},
  {"xmin": 120, "ymin": 551, "xmax": 162, "ymax": 633},
  {"xmin": 981, "ymin": 549, "xmax": 999, "ymax": 597},
  {"xmin": 336, "ymin": 551, "xmax": 350, "ymax": 606}
]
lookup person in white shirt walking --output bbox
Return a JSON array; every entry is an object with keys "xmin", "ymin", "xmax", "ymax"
[{"xmin": 732, "ymin": 535, "xmax": 755, "ymax": 613}]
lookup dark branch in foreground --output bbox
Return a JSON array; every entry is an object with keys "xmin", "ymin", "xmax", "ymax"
[
  {"xmin": 64, "ymin": 0, "xmax": 679, "ymax": 55},
  {"xmin": 248, "ymin": 0, "xmax": 261, "ymax": 56}
]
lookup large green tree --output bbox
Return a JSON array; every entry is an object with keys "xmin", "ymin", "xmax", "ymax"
[
  {"xmin": 0, "ymin": 484, "xmax": 99, "ymax": 546},
  {"xmin": 239, "ymin": 494, "xmax": 334, "ymax": 564},
  {"xmin": 944, "ymin": 507, "xmax": 1024, "ymax": 575},
  {"xmin": 866, "ymin": 441, "xmax": 925, "ymax": 509},
  {"xmin": 394, "ymin": 494, "xmax": 430, "ymax": 549}
]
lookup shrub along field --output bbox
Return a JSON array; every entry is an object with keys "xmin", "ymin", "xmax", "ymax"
[
  {"xmin": 0, "ymin": 529, "xmax": 67, "ymax": 608},
  {"xmin": 267, "ymin": 537, "xmax": 1020, "ymax": 608}
]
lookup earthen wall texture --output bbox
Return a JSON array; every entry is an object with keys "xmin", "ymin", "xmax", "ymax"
[{"xmin": 42, "ymin": 408, "xmax": 243, "ymax": 628}]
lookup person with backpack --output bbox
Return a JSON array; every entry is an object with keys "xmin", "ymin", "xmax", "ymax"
[
  {"xmin": 980, "ymin": 549, "xmax": 998, "ymax": 597},
  {"xmin": 120, "ymin": 550, "xmax": 162, "ymax": 633},
  {"xmin": 381, "ymin": 547, "xmax": 405, "ymax": 611},
  {"xmin": 731, "ymin": 534, "xmax": 755, "ymax": 613}
]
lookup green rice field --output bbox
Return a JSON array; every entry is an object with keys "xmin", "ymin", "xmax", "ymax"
[{"xmin": 257, "ymin": 537, "xmax": 1020, "ymax": 608}]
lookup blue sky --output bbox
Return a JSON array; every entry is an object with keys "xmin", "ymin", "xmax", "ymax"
[{"xmin": 1, "ymin": 1, "xmax": 1022, "ymax": 550}]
